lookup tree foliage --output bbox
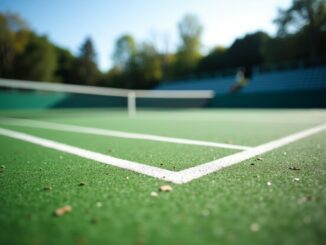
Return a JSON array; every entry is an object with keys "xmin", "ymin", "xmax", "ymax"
[
  {"xmin": 129, "ymin": 42, "xmax": 162, "ymax": 88},
  {"xmin": 274, "ymin": 0, "xmax": 326, "ymax": 61},
  {"xmin": 0, "ymin": 13, "xmax": 29, "ymax": 77},
  {"xmin": 197, "ymin": 47, "xmax": 227, "ymax": 73},
  {"xmin": 113, "ymin": 34, "xmax": 137, "ymax": 71},
  {"xmin": 15, "ymin": 33, "xmax": 57, "ymax": 81},
  {"xmin": 174, "ymin": 14, "xmax": 203, "ymax": 76},
  {"xmin": 71, "ymin": 37, "xmax": 99, "ymax": 85},
  {"xmin": 224, "ymin": 32, "xmax": 270, "ymax": 68}
]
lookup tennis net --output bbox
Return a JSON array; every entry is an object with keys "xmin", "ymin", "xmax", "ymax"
[{"xmin": 0, "ymin": 78, "xmax": 215, "ymax": 116}]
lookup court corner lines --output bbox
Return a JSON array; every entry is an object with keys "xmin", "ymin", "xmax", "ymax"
[{"xmin": 0, "ymin": 123, "xmax": 325, "ymax": 184}]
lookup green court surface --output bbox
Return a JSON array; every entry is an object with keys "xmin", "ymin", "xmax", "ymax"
[{"xmin": 0, "ymin": 109, "xmax": 325, "ymax": 244}]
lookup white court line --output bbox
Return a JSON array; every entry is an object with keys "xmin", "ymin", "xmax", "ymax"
[
  {"xmin": 134, "ymin": 114, "xmax": 325, "ymax": 124},
  {"xmin": 0, "ymin": 124, "xmax": 325, "ymax": 184},
  {"xmin": 174, "ymin": 123, "xmax": 326, "ymax": 183},
  {"xmin": 0, "ymin": 118, "xmax": 251, "ymax": 151},
  {"xmin": 0, "ymin": 127, "xmax": 177, "ymax": 182}
]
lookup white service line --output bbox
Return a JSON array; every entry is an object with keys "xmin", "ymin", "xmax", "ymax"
[
  {"xmin": 0, "ymin": 124, "xmax": 325, "ymax": 184},
  {"xmin": 0, "ymin": 118, "xmax": 251, "ymax": 151},
  {"xmin": 0, "ymin": 127, "xmax": 177, "ymax": 182}
]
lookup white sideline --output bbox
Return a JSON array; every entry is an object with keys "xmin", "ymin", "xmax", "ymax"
[
  {"xmin": 0, "ymin": 118, "xmax": 251, "ymax": 151},
  {"xmin": 0, "ymin": 124, "xmax": 325, "ymax": 184}
]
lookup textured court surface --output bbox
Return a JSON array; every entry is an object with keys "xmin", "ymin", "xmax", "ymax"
[{"xmin": 0, "ymin": 109, "xmax": 325, "ymax": 244}]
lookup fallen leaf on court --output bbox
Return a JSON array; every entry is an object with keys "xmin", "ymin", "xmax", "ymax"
[
  {"xmin": 159, "ymin": 185, "xmax": 173, "ymax": 192},
  {"xmin": 202, "ymin": 210, "xmax": 210, "ymax": 217},
  {"xmin": 250, "ymin": 223, "xmax": 260, "ymax": 232},
  {"xmin": 150, "ymin": 191, "xmax": 158, "ymax": 197},
  {"xmin": 54, "ymin": 205, "xmax": 72, "ymax": 217}
]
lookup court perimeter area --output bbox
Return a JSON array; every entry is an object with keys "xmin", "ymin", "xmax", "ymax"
[{"xmin": 0, "ymin": 108, "xmax": 325, "ymax": 244}]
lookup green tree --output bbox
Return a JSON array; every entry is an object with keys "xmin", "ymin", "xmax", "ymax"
[
  {"xmin": 0, "ymin": 13, "xmax": 29, "ymax": 78},
  {"xmin": 14, "ymin": 33, "xmax": 57, "ymax": 81},
  {"xmin": 174, "ymin": 14, "xmax": 203, "ymax": 76},
  {"xmin": 130, "ymin": 42, "xmax": 162, "ymax": 88},
  {"xmin": 112, "ymin": 34, "xmax": 137, "ymax": 88},
  {"xmin": 224, "ymin": 31, "xmax": 270, "ymax": 68},
  {"xmin": 261, "ymin": 31, "xmax": 310, "ymax": 64},
  {"xmin": 71, "ymin": 37, "xmax": 99, "ymax": 85},
  {"xmin": 53, "ymin": 46, "xmax": 75, "ymax": 83},
  {"xmin": 274, "ymin": 0, "xmax": 326, "ymax": 61},
  {"xmin": 112, "ymin": 34, "xmax": 137, "ymax": 70},
  {"xmin": 197, "ymin": 46, "xmax": 227, "ymax": 73}
]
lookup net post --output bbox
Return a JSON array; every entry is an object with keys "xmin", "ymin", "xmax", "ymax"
[{"xmin": 127, "ymin": 91, "xmax": 136, "ymax": 117}]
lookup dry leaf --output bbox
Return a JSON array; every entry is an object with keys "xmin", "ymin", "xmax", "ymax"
[
  {"xmin": 54, "ymin": 205, "xmax": 72, "ymax": 216},
  {"xmin": 150, "ymin": 191, "xmax": 158, "ymax": 197},
  {"xmin": 159, "ymin": 185, "xmax": 173, "ymax": 192}
]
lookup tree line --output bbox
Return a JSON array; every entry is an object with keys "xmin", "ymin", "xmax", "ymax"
[{"xmin": 0, "ymin": 0, "xmax": 325, "ymax": 89}]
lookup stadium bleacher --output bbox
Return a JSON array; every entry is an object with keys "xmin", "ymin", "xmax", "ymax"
[{"xmin": 156, "ymin": 67, "xmax": 326, "ymax": 108}]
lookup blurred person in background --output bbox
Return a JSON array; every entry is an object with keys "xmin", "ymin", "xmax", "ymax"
[{"xmin": 230, "ymin": 66, "xmax": 252, "ymax": 93}]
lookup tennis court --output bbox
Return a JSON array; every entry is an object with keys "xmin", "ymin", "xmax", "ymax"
[{"xmin": 0, "ymin": 108, "xmax": 325, "ymax": 244}]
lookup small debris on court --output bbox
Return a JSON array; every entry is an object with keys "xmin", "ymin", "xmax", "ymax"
[
  {"xmin": 250, "ymin": 223, "xmax": 260, "ymax": 232},
  {"xmin": 201, "ymin": 210, "xmax": 210, "ymax": 217},
  {"xmin": 79, "ymin": 182, "xmax": 86, "ymax": 186},
  {"xmin": 289, "ymin": 166, "xmax": 300, "ymax": 171},
  {"xmin": 150, "ymin": 191, "xmax": 158, "ymax": 197},
  {"xmin": 91, "ymin": 218, "xmax": 99, "ymax": 224},
  {"xmin": 43, "ymin": 186, "xmax": 52, "ymax": 191},
  {"xmin": 298, "ymin": 195, "xmax": 313, "ymax": 204},
  {"xmin": 250, "ymin": 163, "xmax": 255, "ymax": 166},
  {"xmin": 159, "ymin": 185, "xmax": 173, "ymax": 192},
  {"xmin": 256, "ymin": 157, "xmax": 263, "ymax": 161},
  {"xmin": 54, "ymin": 205, "xmax": 72, "ymax": 217}
]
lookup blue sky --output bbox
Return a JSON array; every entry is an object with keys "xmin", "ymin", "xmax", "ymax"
[{"xmin": 1, "ymin": 0, "xmax": 292, "ymax": 71}]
